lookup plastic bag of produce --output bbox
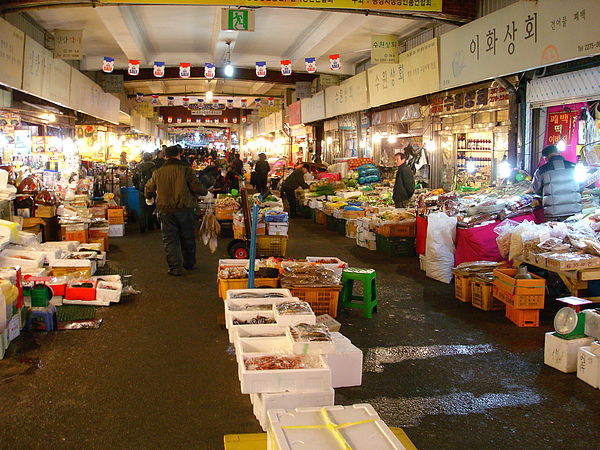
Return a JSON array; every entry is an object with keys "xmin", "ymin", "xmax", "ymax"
[
  {"xmin": 507, "ymin": 220, "xmax": 537, "ymax": 261},
  {"xmin": 425, "ymin": 212, "xmax": 457, "ymax": 284}
]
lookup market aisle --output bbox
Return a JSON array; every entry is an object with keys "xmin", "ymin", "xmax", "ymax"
[{"xmin": 1, "ymin": 219, "xmax": 599, "ymax": 449}]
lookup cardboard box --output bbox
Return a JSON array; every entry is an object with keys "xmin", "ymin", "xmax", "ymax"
[
  {"xmin": 493, "ymin": 268, "xmax": 545, "ymax": 296},
  {"xmin": 35, "ymin": 204, "xmax": 56, "ymax": 218},
  {"xmin": 544, "ymin": 332, "xmax": 594, "ymax": 373},
  {"xmin": 323, "ymin": 332, "xmax": 362, "ymax": 388},
  {"xmin": 545, "ymin": 252, "xmax": 600, "ymax": 270},
  {"xmin": 267, "ymin": 223, "xmax": 289, "ymax": 236},
  {"xmin": 108, "ymin": 224, "xmax": 125, "ymax": 237},
  {"xmin": 316, "ymin": 314, "xmax": 341, "ymax": 332},
  {"xmin": 107, "ymin": 207, "xmax": 125, "ymax": 225},
  {"xmin": 577, "ymin": 346, "xmax": 600, "ymax": 389}
]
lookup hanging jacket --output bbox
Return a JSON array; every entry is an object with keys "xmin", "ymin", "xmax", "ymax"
[
  {"xmin": 145, "ymin": 158, "xmax": 207, "ymax": 213},
  {"xmin": 393, "ymin": 163, "xmax": 415, "ymax": 207},
  {"xmin": 531, "ymin": 154, "xmax": 582, "ymax": 218}
]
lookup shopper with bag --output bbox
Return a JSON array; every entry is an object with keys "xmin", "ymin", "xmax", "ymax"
[
  {"xmin": 145, "ymin": 145, "xmax": 207, "ymax": 276},
  {"xmin": 133, "ymin": 152, "xmax": 158, "ymax": 233}
]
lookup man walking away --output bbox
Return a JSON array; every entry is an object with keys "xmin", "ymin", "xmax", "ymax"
[
  {"xmin": 531, "ymin": 144, "xmax": 582, "ymax": 220},
  {"xmin": 133, "ymin": 152, "xmax": 157, "ymax": 233},
  {"xmin": 392, "ymin": 149, "xmax": 415, "ymax": 208},
  {"xmin": 282, "ymin": 163, "xmax": 309, "ymax": 218},
  {"xmin": 254, "ymin": 153, "xmax": 270, "ymax": 195},
  {"xmin": 145, "ymin": 145, "xmax": 207, "ymax": 276}
]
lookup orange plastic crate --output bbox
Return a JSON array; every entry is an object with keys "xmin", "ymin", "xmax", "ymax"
[
  {"xmin": 471, "ymin": 279, "xmax": 505, "ymax": 311},
  {"xmin": 377, "ymin": 221, "xmax": 416, "ymax": 237},
  {"xmin": 289, "ymin": 286, "xmax": 342, "ymax": 318},
  {"xmin": 492, "ymin": 285, "xmax": 544, "ymax": 309},
  {"xmin": 454, "ymin": 274, "xmax": 472, "ymax": 303},
  {"xmin": 315, "ymin": 210, "xmax": 327, "ymax": 226},
  {"xmin": 505, "ymin": 303, "xmax": 540, "ymax": 327}
]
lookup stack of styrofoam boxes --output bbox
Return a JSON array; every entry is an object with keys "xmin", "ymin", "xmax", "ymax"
[
  {"xmin": 577, "ymin": 310, "xmax": 600, "ymax": 389},
  {"xmin": 267, "ymin": 404, "xmax": 405, "ymax": 450},
  {"xmin": 306, "ymin": 257, "xmax": 347, "ymax": 281},
  {"xmin": 545, "ymin": 309, "xmax": 600, "ymax": 389},
  {"xmin": 226, "ymin": 289, "xmax": 333, "ymax": 431},
  {"xmin": 355, "ymin": 217, "xmax": 376, "ymax": 251},
  {"xmin": 77, "ymin": 243, "xmax": 107, "ymax": 268}
]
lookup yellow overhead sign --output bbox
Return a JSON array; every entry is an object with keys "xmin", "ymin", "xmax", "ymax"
[{"xmin": 100, "ymin": 0, "xmax": 442, "ymax": 12}]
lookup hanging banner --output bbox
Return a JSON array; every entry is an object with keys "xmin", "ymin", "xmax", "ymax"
[
  {"xmin": 128, "ymin": 60, "xmax": 140, "ymax": 76},
  {"xmin": 204, "ymin": 63, "xmax": 216, "ymax": 79},
  {"xmin": 182, "ymin": 97, "xmax": 190, "ymax": 107},
  {"xmin": 544, "ymin": 108, "xmax": 578, "ymax": 147},
  {"xmin": 177, "ymin": 118, "xmax": 182, "ymax": 123},
  {"xmin": 254, "ymin": 98, "xmax": 262, "ymax": 108},
  {"xmin": 223, "ymin": 117, "xmax": 229, "ymax": 123},
  {"xmin": 440, "ymin": 0, "xmax": 600, "ymax": 90},
  {"xmin": 53, "ymin": 29, "xmax": 83, "ymax": 60},
  {"xmin": 197, "ymin": 98, "xmax": 205, "ymax": 106},
  {"xmin": 158, "ymin": 115, "xmax": 163, "ymax": 122},
  {"xmin": 186, "ymin": 118, "xmax": 192, "ymax": 123},
  {"xmin": 371, "ymin": 34, "xmax": 399, "ymax": 64},
  {"xmin": 288, "ymin": 100, "xmax": 302, "ymax": 126},
  {"xmin": 242, "ymin": 116, "xmax": 247, "ymax": 123},
  {"xmin": 179, "ymin": 63, "xmax": 191, "ymax": 78},
  {"xmin": 367, "ymin": 38, "xmax": 440, "ymax": 108},
  {"xmin": 226, "ymin": 99, "xmax": 234, "ymax": 109},
  {"xmin": 232, "ymin": 117, "xmax": 238, "ymax": 123},
  {"xmin": 281, "ymin": 60, "xmax": 292, "ymax": 76},
  {"xmin": 240, "ymin": 98, "xmax": 248, "ymax": 108},
  {"xmin": 151, "ymin": 95, "xmax": 159, "ymax": 105},
  {"xmin": 213, "ymin": 99, "xmax": 220, "ymax": 109},
  {"xmin": 329, "ymin": 54, "xmax": 341, "ymax": 71},
  {"xmin": 167, "ymin": 96, "xmax": 175, "ymax": 106},
  {"xmin": 268, "ymin": 97, "xmax": 275, "ymax": 107},
  {"xmin": 102, "ymin": 57, "xmax": 114, "ymax": 73},
  {"xmin": 136, "ymin": 92, "xmax": 144, "ymax": 102},
  {"xmin": 305, "ymin": 57, "xmax": 317, "ymax": 73},
  {"xmin": 153, "ymin": 61, "xmax": 165, "ymax": 77},
  {"xmin": 167, "ymin": 116, "xmax": 173, "ymax": 123},
  {"xmin": 100, "ymin": 0, "xmax": 443, "ymax": 13},
  {"xmin": 256, "ymin": 61, "xmax": 267, "ymax": 78}
]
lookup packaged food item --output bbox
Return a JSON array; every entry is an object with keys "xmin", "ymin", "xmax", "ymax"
[
  {"xmin": 275, "ymin": 301, "xmax": 313, "ymax": 315},
  {"xmin": 232, "ymin": 315, "xmax": 276, "ymax": 325},
  {"xmin": 289, "ymin": 323, "xmax": 332, "ymax": 342},
  {"xmin": 219, "ymin": 267, "xmax": 248, "ymax": 279},
  {"xmin": 244, "ymin": 355, "xmax": 305, "ymax": 371}
]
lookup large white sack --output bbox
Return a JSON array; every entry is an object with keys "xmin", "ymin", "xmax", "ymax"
[{"xmin": 425, "ymin": 212, "xmax": 457, "ymax": 284}]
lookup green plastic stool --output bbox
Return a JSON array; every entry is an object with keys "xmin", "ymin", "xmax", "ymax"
[{"xmin": 340, "ymin": 268, "xmax": 378, "ymax": 318}]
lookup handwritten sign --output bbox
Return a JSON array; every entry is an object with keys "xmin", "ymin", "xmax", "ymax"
[
  {"xmin": 301, "ymin": 91, "xmax": 325, "ymax": 124},
  {"xmin": 0, "ymin": 17, "xmax": 25, "ymax": 90},
  {"xmin": 371, "ymin": 34, "xmax": 399, "ymax": 64},
  {"xmin": 440, "ymin": 0, "xmax": 600, "ymax": 89},
  {"xmin": 325, "ymin": 71, "xmax": 368, "ymax": 118},
  {"xmin": 22, "ymin": 36, "xmax": 51, "ymax": 98},
  {"xmin": 53, "ymin": 29, "xmax": 83, "ymax": 60}
]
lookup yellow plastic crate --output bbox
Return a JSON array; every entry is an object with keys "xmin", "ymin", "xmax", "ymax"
[
  {"xmin": 218, "ymin": 277, "xmax": 279, "ymax": 300},
  {"xmin": 256, "ymin": 235, "xmax": 287, "ymax": 257}
]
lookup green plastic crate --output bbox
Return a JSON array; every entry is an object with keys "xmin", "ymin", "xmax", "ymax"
[
  {"xmin": 376, "ymin": 235, "xmax": 416, "ymax": 257},
  {"xmin": 326, "ymin": 214, "xmax": 337, "ymax": 231},
  {"xmin": 336, "ymin": 217, "xmax": 346, "ymax": 235}
]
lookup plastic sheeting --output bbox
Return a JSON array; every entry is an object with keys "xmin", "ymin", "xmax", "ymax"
[{"xmin": 425, "ymin": 212, "xmax": 457, "ymax": 284}]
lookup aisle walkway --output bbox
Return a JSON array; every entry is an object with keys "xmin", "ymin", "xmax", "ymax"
[{"xmin": 0, "ymin": 219, "xmax": 598, "ymax": 449}]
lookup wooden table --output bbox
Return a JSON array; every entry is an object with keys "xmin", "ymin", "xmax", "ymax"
[{"xmin": 515, "ymin": 255, "xmax": 600, "ymax": 301}]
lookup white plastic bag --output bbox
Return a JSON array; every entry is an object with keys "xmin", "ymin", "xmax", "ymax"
[{"xmin": 425, "ymin": 212, "xmax": 457, "ymax": 284}]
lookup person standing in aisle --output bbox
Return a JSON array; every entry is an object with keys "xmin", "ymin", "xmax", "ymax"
[
  {"xmin": 132, "ymin": 152, "xmax": 157, "ymax": 233},
  {"xmin": 281, "ymin": 163, "xmax": 310, "ymax": 218},
  {"xmin": 253, "ymin": 153, "xmax": 270, "ymax": 194},
  {"xmin": 154, "ymin": 146, "xmax": 166, "ymax": 169},
  {"xmin": 531, "ymin": 144, "xmax": 582, "ymax": 220},
  {"xmin": 392, "ymin": 149, "xmax": 415, "ymax": 208},
  {"xmin": 232, "ymin": 153, "xmax": 244, "ymax": 177},
  {"xmin": 145, "ymin": 145, "xmax": 207, "ymax": 276}
]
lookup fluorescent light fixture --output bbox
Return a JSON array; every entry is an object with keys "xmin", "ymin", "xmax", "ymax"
[
  {"xmin": 387, "ymin": 135, "xmax": 397, "ymax": 144},
  {"xmin": 326, "ymin": 136, "xmax": 333, "ymax": 145},
  {"xmin": 373, "ymin": 132, "xmax": 382, "ymax": 143},
  {"xmin": 574, "ymin": 162, "xmax": 588, "ymax": 183},
  {"xmin": 498, "ymin": 159, "xmax": 511, "ymax": 179},
  {"xmin": 205, "ymin": 91, "xmax": 213, "ymax": 102},
  {"xmin": 466, "ymin": 158, "xmax": 476, "ymax": 173},
  {"xmin": 224, "ymin": 64, "xmax": 234, "ymax": 77}
]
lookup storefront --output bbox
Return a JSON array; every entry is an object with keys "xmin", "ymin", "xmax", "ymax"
[
  {"xmin": 524, "ymin": 66, "xmax": 600, "ymax": 175},
  {"xmin": 430, "ymin": 80, "xmax": 512, "ymax": 190},
  {"xmin": 287, "ymin": 101, "xmax": 309, "ymax": 163}
]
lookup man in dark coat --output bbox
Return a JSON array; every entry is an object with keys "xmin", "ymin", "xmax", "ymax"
[
  {"xmin": 281, "ymin": 163, "xmax": 309, "ymax": 218},
  {"xmin": 133, "ymin": 152, "xmax": 157, "ymax": 233},
  {"xmin": 253, "ymin": 153, "xmax": 270, "ymax": 194},
  {"xmin": 392, "ymin": 150, "xmax": 415, "ymax": 208}
]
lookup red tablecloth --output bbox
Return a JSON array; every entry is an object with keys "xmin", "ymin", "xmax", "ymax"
[{"xmin": 454, "ymin": 213, "xmax": 537, "ymax": 266}]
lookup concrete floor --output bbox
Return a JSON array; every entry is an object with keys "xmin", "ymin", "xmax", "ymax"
[{"xmin": 0, "ymin": 218, "xmax": 598, "ymax": 449}]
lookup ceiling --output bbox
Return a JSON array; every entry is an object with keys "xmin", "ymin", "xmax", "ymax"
[{"xmin": 28, "ymin": 4, "xmax": 431, "ymax": 101}]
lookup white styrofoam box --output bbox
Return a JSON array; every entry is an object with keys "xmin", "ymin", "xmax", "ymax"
[
  {"xmin": 324, "ymin": 334, "xmax": 363, "ymax": 388},
  {"xmin": 63, "ymin": 298, "xmax": 110, "ymax": 307},
  {"xmin": 253, "ymin": 388, "xmax": 335, "ymax": 431},
  {"xmin": 96, "ymin": 281, "xmax": 122, "ymax": 303},
  {"xmin": 49, "ymin": 295, "xmax": 63, "ymax": 306},
  {"xmin": 219, "ymin": 259, "xmax": 248, "ymax": 268},
  {"xmin": 337, "ymin": 191, "xmax": 362, "ymax": 199},
  {"xmin": 239, "ymin": 353, "xmax": 331, "ymax": 394},
  {"xmin": 230, "ymin": 324, "xmax": 287, "ymax": 344},
  {"xmin": 286, "ymin": 327, "xmax": 336, "ymax": 355},
  {"xmin": 577, "ymin": 346, "xmax": 599, "ymax": 389},
  {"xmin": 267, "ymin": 404, "xmax": 405, "ymax": 450},
  {"xmin": 52, "ymin": 255, "xmax": 96, "ymax": 275},
  {"xmin": 0, "ymin": 253, "xmax": 44, "ymax": 269},
  {"xmin": 5, "ymin": 245, "xmax": 62, "ymax": 264},
  {"xmin": 18, "ymin": 231, "xmax": 40, "ymax": 246},
  {"xmin": 268, "ymin": 223, "xmax": 289, "ymax": 236},
  {"xmin": 41, "ymin": 241, "xmax": 80, "ymax": 252},
  {"xmin": 306, "ymin": 257, "xmax": 347, "ymax": 280},
  {"xmin": 544, "ymin": 332, "xmax": 594, "ymax": 373},
  {"xmin": 77, "ymin": 243, "xmax": 102, "ymax": 252},
  {"xmin": 235, "ymin": 336, "xmax": 293, "ymax": 361},
  {"xmin": 7, "ymin": 313, "xmax": 20, "ymax": 342},
  {"xmin": 108, "ymin": 224, "xmax": 125, "ymax": 237},
  {"xmin": 274, "ymin": 302, "xmax": 316, "ymax": 328},
  {"xmin": 226, "ymin": 288, "xmax": 292, "ymax": 301},
  {"xmin": 225, "ymin": 297, "xmax": 297, "ymax": 328},
  {"xmin": 583, "ymin": 309, "xmax": 600, "ymax": 340},
  {"xmin": 591, "ymin": 341, "xmax": 600, "ymax": 356},
  {"xmin": 92, "ymin": 274, "xmax": 121, "ymax": 284},
  {"xmin": 21, "ymin": 268, "xmax": 48, "ymax": 277},
  {"xmin": 227, "ymin": 311, "xmax": 278, "ymax": 342}
]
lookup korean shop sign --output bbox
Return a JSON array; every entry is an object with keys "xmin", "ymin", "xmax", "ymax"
[
  {"xmin": 440, "ymin": 0, "xmax": 600, "ymax": 90},
  {"xmin": 221, "ymin": 9, "xmax": 255, "ymax": 31},
  {"xmin": 367, "ymin": 38, "xmax": 439, "ymax": 108},
  {"xmin": 53, "ymin": 30, "xmax": 83, "ymax": 60},
  {"xmin": 429, "ymin": 82, "xmax": 510, "ymax": 116},
  {"xmin": 371, "ymin": 35, "xmax": 399, "ymax": 64},
  {"xmin": 102, "ymin": 0, "xmax": 442, "ymax": 12},
  {"xmin": 325, "ymin": 71, "xmax": 369, "ymax": 118}
]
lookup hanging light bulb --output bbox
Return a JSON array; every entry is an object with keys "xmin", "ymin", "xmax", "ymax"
[
  {"xmin": 466, "ymin": 157, "xmax": 477, "ymax": 174},
  {"xmin": 387, "ymin": 135, "xmax": 397, "ymax": 144},
  {"xmin": 205, "ymin": 91, "xmax": 213, "ymax": 102},
  {"xmin": 223, "ymin": 42, "xmax": 234, "ymax": 77},
  {"xmin": 574, "ymin": 160, "xmax": 588, "ymax": 184},
  {"xmin": 557, "ymin": 139, "xmax": 566, "ymax": 152},
  {"xmin": 425, "ymin": 140, "xmax": 436, "ymax": 152},
  {"xmin": 373, "ymin": 132, "xmax": 382, "ymax": 143},
  {"xmin": 326, "ymin": 136, "xmax": 333, "ymax": 145},
  {"xmin": 498, "ymin": 155, "xmax": 511, "ymax": 179}
]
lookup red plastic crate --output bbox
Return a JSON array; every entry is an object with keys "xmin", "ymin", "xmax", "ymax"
[{"xmin": 65, "ymin": 280, "xmax": 97, "ymax": 301}]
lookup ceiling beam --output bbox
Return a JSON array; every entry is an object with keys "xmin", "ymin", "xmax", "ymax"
[
  {"xmin": 95, "ymin": 5, "xmax": 155, "ymax": 63},
  {"xmin": 251, "ymin": 82, "xmax": 276, "ymax": 96}
]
